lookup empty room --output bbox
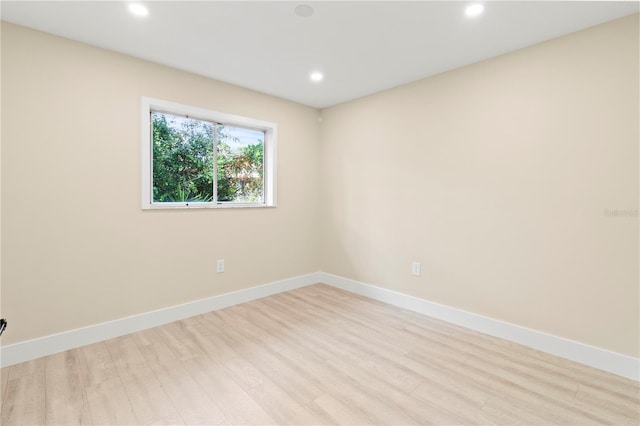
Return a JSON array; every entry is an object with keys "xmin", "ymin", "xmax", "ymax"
[{"xmin": 1, "ymin": 1, "xmax": 638, "ymax": 425}]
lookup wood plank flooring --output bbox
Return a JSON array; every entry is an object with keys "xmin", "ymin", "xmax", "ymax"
[{"xmin": 1, "ymin": 284, "xmax": 638, "ymax": 425}]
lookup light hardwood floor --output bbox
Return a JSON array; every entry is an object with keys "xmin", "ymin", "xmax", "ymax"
[{"xmin": 1, "ymin": 284, "xmax": 638, "ymax": 425}]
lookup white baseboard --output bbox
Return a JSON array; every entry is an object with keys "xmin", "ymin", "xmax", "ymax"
[
  {"xmin": 0, "ymin": 272, "xmax": 321, "ymax": 368},
  {"xmin": 3, "ymin": 271, "xmax": 637, "ymax": 381},
  {"xmin": 319, "ymin": 272, "xmax": 639, "ymax": 381}
]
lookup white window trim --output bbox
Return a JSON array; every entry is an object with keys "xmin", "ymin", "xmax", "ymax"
[{"xmin": 141, "ymin": 97, "xmax": 277, "ymax": 210}]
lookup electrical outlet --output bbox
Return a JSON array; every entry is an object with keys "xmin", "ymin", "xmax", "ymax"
[
  {"xmin": 411, "ymin": 261, "xmax": 421, "ymax": 276},
  {"xmin": 216, "ymin": 259, "xmax": 225, "ymax": 273}
]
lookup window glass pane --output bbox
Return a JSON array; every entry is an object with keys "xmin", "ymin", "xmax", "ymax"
[
  {"xmin": 152, "ymin": 112, "xmax": 214, "ymax": 202},
  {"xmin": 217, "ymin": 125, "xmax": 265, "ymax": 203}
]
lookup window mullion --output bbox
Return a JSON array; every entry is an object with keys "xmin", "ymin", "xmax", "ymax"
[{"xmin": 212, "ymin": 123, "xmax": 218, "ymax": 204}]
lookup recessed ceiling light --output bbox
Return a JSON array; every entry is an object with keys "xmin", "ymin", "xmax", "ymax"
[
  {"xmin": 465, "ymin": 3, "xmax": 484, "ymax": 18},
  {"xmin": 310, "ymin": 72, "xmax": 324, "ymax": 82},
  {"xmin": 294, "ymin": 4, "xmax": 315, "ymax": 18},
  {"xmin": 128, "ymin": 3, "xmax": 149, "ymax": 17}
]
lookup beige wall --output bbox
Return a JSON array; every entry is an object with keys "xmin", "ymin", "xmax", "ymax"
[
  {"xmin": 320, "ymin": 15, "xmax": 639, "ymax": 357},
  {"xmin": 2, "ymin": 15, "xmax": 638, "ymax": 359},
  {"xmin": 1, "ymin": 22, "xmax": 320, "ymax": 345}
]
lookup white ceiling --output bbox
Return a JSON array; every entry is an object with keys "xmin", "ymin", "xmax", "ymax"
[{"xmin": 1, "ymin": 1, "xmax": 638, "ymax": 108}]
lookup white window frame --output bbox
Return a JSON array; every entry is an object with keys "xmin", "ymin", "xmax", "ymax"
[{"xmin": 141, "ymin": 97, "xmax": 277, "ymax": 210}]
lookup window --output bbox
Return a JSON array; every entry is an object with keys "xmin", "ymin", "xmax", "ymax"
[{"xmin": 141, "ymin": 97, "xmax": 276, "ymax": 209}]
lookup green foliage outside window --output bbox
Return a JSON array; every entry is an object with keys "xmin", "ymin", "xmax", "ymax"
[{"xmin": 152, "ymin": 112, "xmax": 264, "ymax": 203}]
